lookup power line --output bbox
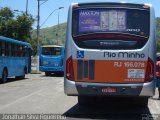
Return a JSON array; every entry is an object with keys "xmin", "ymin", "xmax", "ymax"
[
  {"xmin": 40, "ymin": 0, "xmax": 49, "ymax": 6},
  {"xmin": 40, "ymin": 9, "xmax": 58, "ymax": 27},
  {"xmin": 40, "ymin": 7, "xmax": 64, "ymax": 28}
]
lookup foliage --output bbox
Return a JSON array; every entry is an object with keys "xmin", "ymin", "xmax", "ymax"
[
  {"xmin": 156, "ymin": 17, "xmax": 160, "ymax": 52},
  {"xmin": 16, "ymin": 14, "xmax": 34, "ymax": 42},
  {"xmin": 0, "ymin": 7, "xmax": 35, "ymax": 53},
  {"xmin": 32, "ymin": 23, "xmax": 67, "ymax": 46},
  {"xmin": 0, "ymin": 7, "xmax": 14, "ymax": 19}
]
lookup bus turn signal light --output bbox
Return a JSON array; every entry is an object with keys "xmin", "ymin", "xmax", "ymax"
[
  {"xmin": 66, "ymin": 56, "xmax": 75, "ymax": 81},
  {"xmin": 145, "ymin": 57, "xmax": 154, "ymax": 82}
]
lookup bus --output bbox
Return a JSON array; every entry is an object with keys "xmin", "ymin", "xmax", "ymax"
[
  {"xmin": 39, "ymin": 45, "xmax": 64, "ymax": 76},
  {"xmin": 64, "ymin": 2, "xmax": 156, "ymax": 106},
  {"xmin": 0, "ymin": 36, "xmax": 32, "ymax": 83}
]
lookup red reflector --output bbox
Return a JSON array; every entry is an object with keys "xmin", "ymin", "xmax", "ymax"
[
  {"xmin": 145, "ymin": 58, "xmax": 154, "ymax": 82},
  {"xmin": 143, "ymin": 5, "xmax": 150, "ymax": 9},
  {"xmin": 66, "ymin": 56, "xmax": 75, "ymax": 81},
  {"xmin": 73, "ymin": 5, "xmax": 80, "ymax": 8}
]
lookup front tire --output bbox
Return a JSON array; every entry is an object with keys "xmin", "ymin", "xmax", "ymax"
[
  {"xmin": 45, "ymin": 72, "xmax": 51, "ymax": 76},
  {"xmin": 60, "ymin": 71, "xmax": 64, "ymax": 76}
]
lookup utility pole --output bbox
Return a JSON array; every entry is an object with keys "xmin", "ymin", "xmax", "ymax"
[
  {"xmin": 36, "ymin": 0, "xmax": 49, "ymax": 72},
  {"xmin": 56, "ymin": 7, "xmax": 64, "ymax": 45},
  {"xmin": 26, "ymin": 0, "xmax": 28, "ymax": 15},
  {"xmin": 36, "ymin": 0, "xmax": 40, "ymax": 72},
  {"xmin": 56, "ymin": 9, "xmax": 59, "ymax": 45}
]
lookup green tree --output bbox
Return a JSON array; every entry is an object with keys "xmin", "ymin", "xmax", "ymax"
[
  {"xmin": 0, "ymin": 7, "xmax": 14, "ymax": 36},
  {"xmin": 0, "ymin": 7, "xmax": 36, "ymax": 54},
  {"xmin": 0, "ymin": 7, "xmax": 34, "ymax": 41},
  {"xmin": 16, "ymin": 13, "xmax": 34, "ymax": 42},
  {"xmin": 0, "ymin": 7, "xmax": 14, "ymax": 20},
  {"xmin": 156, "ymin": 17, "xmax": 160, "ymax": 52}
]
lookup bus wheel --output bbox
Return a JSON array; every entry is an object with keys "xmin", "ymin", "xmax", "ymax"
[
  {"xmin": 45, "ymin": 72, "xmax": 50, "ymax": 76},
  {"xmin": 2, "ymin": 69, "xmax": 8, "ymax": 83},
  {"xmin": 78, "ymin": 96, "xmax": 95, "ymax": 106},
  {"xmin": 60, "ymin": 72, "xmax": 64, "ymax": 76}
]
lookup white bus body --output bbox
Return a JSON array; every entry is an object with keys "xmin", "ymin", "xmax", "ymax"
[{"xmin": 64, "ymin": 2, "xmax": 156, "ymax": 105}]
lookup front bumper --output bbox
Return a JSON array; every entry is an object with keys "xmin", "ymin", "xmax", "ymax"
[{"xmin": 64, "ymin": 79, "xmax": 156, "ymax": 97}]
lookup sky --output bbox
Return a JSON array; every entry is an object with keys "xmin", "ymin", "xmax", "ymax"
[{"xmin": 0, "ymin": 0, "xmax": 159, "ymax": 29}]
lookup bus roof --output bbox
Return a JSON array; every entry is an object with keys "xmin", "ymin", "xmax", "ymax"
[
  {"xmin": 0, "ymin": 36, "xmax": 31, "ymax": 47},
  {"xmin": 41, "ymin": 45, "xmax": 64, "ymax": 48},
  {"xmin": 72, "ymin": 2, "xmax": 152, "ymax": 7}
]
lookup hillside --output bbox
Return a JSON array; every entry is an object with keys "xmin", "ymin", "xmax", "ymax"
[
  {"xmin": 32, "ymin": 22, "xmax": 67, "ymax": 46},
  {"xmin": 156, "ymin": 17, "xmax": 160, "ymax": 51}
]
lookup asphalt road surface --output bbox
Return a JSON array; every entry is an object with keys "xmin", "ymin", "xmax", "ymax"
[{"xmin": 0, "ymin": 73, "xmax": 160, "ymax": 120}]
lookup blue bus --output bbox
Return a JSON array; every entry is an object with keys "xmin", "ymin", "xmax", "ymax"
[
  {"xmin": 0, "ymin": 36, "xmax": 32, "ymax": 83},
  {"xmin": 39, "ymin": 45, "xmax": 64, "ymax": 76}
]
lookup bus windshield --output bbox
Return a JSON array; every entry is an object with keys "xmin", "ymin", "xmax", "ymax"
[
  {"xmin": 72, "ymin": 7, "xmax": 150, "ymax": 49},
  {"xmin": 73, "ymin": 8, "xmax": 150, "ymax": 38},
  {"xmin": 42, "ymin": 47, "xmax": 61, "ymax": 56}
]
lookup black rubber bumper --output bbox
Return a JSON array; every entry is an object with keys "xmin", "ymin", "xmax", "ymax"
[{"xmin": 76, "ymin": 84, "xmax": 143, "ymax": 97}]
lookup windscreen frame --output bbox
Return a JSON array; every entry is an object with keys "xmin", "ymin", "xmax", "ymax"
[
  {"xmin": 72, "ymin": 5, "xmax": 150, "ymax": 38},
  {"xmin": 71, "ymin": 3, "xmax": 150, "ymax": 50}
]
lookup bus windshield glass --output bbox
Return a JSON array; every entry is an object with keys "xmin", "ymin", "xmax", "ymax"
[
  {"xmin": 73, "ymin": 8, "xmax": 150, "ymax": 38},
  {"xmin": 42, "ymin": 47, "xmax": 61, "ymax": 56}
]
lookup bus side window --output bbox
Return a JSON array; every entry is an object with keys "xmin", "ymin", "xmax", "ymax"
[
  {"xmin": 5, "ymin": 42, "xmax": 9, "ymax": 56},
  {"xmin": 0, "ymin": 40, "xmax": 2, "ymax": 56},
  {"xmin": 17, "ymin": 45, "xmax": 22, "ymax": 57},
  {"xmin": 2, "ymin": 41, "xmax": 5, "ymax": 56},
  {"xmin": 11, "ymin": 44, "xmax": 15, "ymax": 57},
  {"xmin": 22, "ymin": 46, "xmax": 28, "ymax": 57},
  {"xmin": 15, "ymin": 44, "xmax": 18, "ymax": 57},
  {"xmin": 8, "ymin": 43, "xmax": 12, "ymax": 56},
  {"xmin": 20, "ymin": 45, "xmax": 23, "ymax": 57},
  {"xmin": 17, "ymin": 45, "xmax": 19, "ymax": 57},
  {"xmin": 25, "ymin": 47, "xmax": 29, "ymax": 57},
  {"xmin": 22, "ymin": 46, "xmax": 25, "ymax": 57},
  {"xmin": 19, "ymin": 45, "xmax": 23, "ymax": 57},
  {"xmin": 29, "ymin": 47, "xmax": 32, "ymax": 56}
]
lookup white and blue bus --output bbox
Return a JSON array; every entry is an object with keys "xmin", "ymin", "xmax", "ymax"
[
  {"xmin": 0, "ymin": 36, "xmax": 32, "ymax": 83},
  {"xmin": 64, "ymin": 2, "xmax": 156, "ymax": 106},
  {"xmin": 39, "ymin": 45, "xmax": 64, "ymax": 76}
]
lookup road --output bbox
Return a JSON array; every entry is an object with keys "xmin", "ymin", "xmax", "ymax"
[{"xmin": 0, "ymin": 73, "xmax": 160, "ymax": 120}]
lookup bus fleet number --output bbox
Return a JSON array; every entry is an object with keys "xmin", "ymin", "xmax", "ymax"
[{"xmin": 114, "ymin": 62, "xmax": 145, "ymax": 68}]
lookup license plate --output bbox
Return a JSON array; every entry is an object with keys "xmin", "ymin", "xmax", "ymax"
[
  {"xmin": 102, "ymin": 87, "xmax": 116, "ymax": 93},
  {"xmin": 128, "ymin": 69, "xmax": 144, "ymax": 78}
]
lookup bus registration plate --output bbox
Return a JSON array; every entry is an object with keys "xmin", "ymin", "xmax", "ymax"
[{"xmin": 102, "ymin": 87, "xmax": 116, "ymax": 93}]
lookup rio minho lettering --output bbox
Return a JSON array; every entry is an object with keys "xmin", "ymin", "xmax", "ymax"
[{"xmin": 104, "ymin": 52, "xmax": 145, "ymax": 58}]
